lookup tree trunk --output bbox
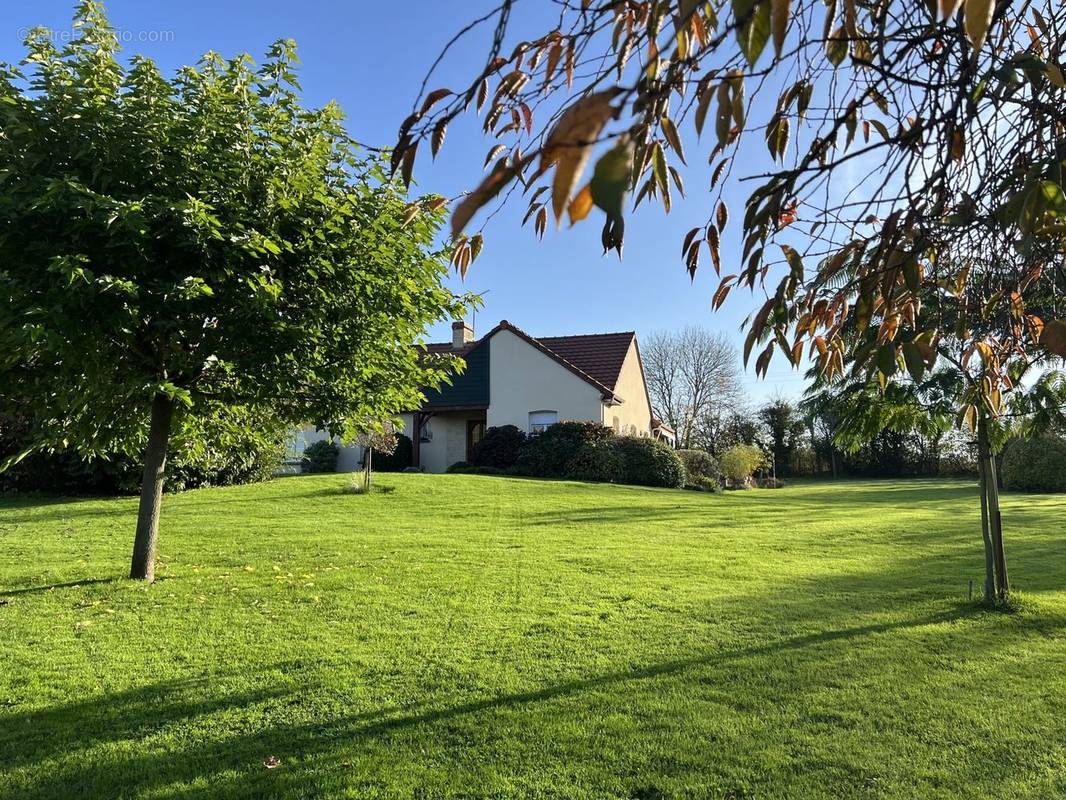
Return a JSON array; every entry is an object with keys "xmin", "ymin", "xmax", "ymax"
[
  {"xmin": 364, "ymin": 447, "xmax": 373, "ymax": 491},
  {"xmin": 130, "ymin": 393, "xmax": 174, "ymax": 582},
  {"xmin": 977, "ymin": 451, "xmax": 995, "ymax": 602},
  {"xmin": 977, "ymin": 416, "xmax": 1009, "ymax": 601},
  {"xmin": 987, "ymin": 452, "xmax": 1009, "ymax": 599}
]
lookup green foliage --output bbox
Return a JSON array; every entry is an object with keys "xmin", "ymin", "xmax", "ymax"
[
  {"xmin": 469, "ymin": 425, "xmax": 526, "ymax": 469},
  {"xmin": 446, "ymin": 463, "xmax": 504, "ymax": 476},
  {"xmin": 685, "ymin": 475, "xmax": 723, "ymax": 493},
  {"xmin": 0, "ymin": 405, "xmax": 285, "ymax": 494},
  {"xmin": 515, "ymin": 421, "xmax": 613, "ymax": 477},
  {"xmin": 719, "ymin": 445, "xmax": 768, "ymax": 483},
  {"xmin": 565, "ymin": 441, "xmax": 624, "ymax": 483},
  {"xmin": 1002, "ymin": 434, "xmax": 1066, "ymax": 493},
  {"xmin": 758, "ymin": 399, "xmax": 806, "ymax": 477},
  {"xmin": 677, "ymin": 449, "xmax": 718, "ymax": 481},
  {"xmin": 374, "ymin": 434, "xmax": 412, "ymax": 472},
  {"xmin": 614, "ymin": 436, "xmax": 687, "ymax": 488},
  {"xmin": 301, "ymin": 440, "xmax": 339, "ymax": 474},
  {"xmin": 0, "ymin": 2, "xmax": 467, "ymax": 462}
]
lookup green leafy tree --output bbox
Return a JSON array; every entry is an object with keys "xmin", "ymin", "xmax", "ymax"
[
  {"xmin": 0, "ymin": 2, "xmax": 467, "ymax": 581},
  {"xmin": 758, "ymin": 397, "xmax": 806, "ymax": 477}
]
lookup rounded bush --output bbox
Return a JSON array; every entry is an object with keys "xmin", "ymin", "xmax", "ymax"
[
  {"xmin": 515, "ymin": 421, "xmax": 613, "ymax": 477},
  {"xmin": 1002, "ymin": 434, "xmax": 1066, "ymax": 493},
  {"xmin": 614, "ymin": 436, "xmax": 687, "ymax": 488},
  {"xmin": 470, "ymin": 425, "xmax": 526, "ymax": 469},
  {"xmin": 301, "ymin": 440, "xmax": 339, "ymax": 473},
  {"xmin": 677, "ymin": 449, "xmax": 718, "ymax": 481},
  {"xmin": 719, "ymin": 445, "xmax": 767, "ymax": 486},
  {"xmin": 565, "ymin": 441, "xmax": 624, "ymax": 483}
]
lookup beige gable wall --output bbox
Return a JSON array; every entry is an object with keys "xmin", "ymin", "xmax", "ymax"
[
  {"xmin": 604, "ymin": 339, "xmax": 653, "ymax": 436},
  {"xmin": 487, "ymin": 328, "xmax": 604, "ymax": 432}
]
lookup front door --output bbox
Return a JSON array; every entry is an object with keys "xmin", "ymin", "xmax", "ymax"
[{"xmin": 466, "ymin": 419, "xmax": 486, "ymax": 461}]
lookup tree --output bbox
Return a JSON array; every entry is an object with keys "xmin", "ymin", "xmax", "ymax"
[
  {"xmin": 399, "ymin": 0, "xmax": 1066, "ymax": 601},
  {"xmin": 355, "ymin": 423, "xmax": 400, "ymax": 492},
  {"xmin": 643, "ymin": 327, "xmax": 744, "ymax": 449},
  {"xmin": 0, "ymin": 2, "xmax": 467, "ymax": 581},
  {"xmin": 758, "ymin": 396, "xmax": 806, "ymax": 477}
]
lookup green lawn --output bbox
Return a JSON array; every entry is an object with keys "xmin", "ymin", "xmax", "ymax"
[{"xmin": 1, "ymin": 475, "xmax": 1064, "ymax": 799}]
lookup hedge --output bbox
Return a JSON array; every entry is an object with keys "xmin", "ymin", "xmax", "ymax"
[
  {"xmin": 613, "ymin": 436, "xmax": 687, "ymax": 488},
  {"xmin": 470, "ymin": 425, "xmax": 525, "ymax": 469},
  {"xmin": 1002, "ymin": 434, "xmax": 1066, "ymax": 493}
]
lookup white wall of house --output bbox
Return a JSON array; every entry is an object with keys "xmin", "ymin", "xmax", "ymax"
[
  {"xmin": 487, "ymin": 328, "xmax": 605, "ymax": 433},
  {"xmin": 607, "ymin": 339, "xmax": 654, "ymax": 436}
]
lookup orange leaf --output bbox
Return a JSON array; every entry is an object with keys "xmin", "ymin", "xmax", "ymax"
[{"xmin": 568, "ymin": 184, "xmax": 594, "ymax": 225}]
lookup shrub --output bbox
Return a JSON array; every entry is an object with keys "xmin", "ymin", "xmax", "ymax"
[
  {"xmin": 515, "ymin": 421, "xmax": 613, "ymax": 477},
  {"xmin": 446, "ymin": 462, "xmax": 504, "ymax": 475},
  {"xmin": 1002, "ymin": 434, "xmax": 1066, "ymax": 493},
  {"xmin": 758, "ymin": 477, "xmax": 787, "ymax": 489},
  {"xmin": 614, "ymin": 436, "xmax": 687, "ymax": 488},
  {"xmin": 677, "ymin": 449, "xmax": 718, "ymax": 481},
  {"xmin": 565, "ymin": 441, "xmax": 624, "ymax": 483},
  {"xmin": 0, "ymin": 407, "xmax": 286, "ymax": 494},
  {"xmin": 301, "ymin": 440, "xmax": 339, "ymax": 473},
  {"xmin": 685, "ymin": 475, "xmax": 722, "ymax": 493},
  {"xmin": 374, "ymin": 433, "xmax": 412, "ymax": 472},
  {"xmin": 162, "ymin": 412, "xmax": 286, "ymax": 491},
  {"xmin": 719, "ymin": 445, "xmax": 768, "ymax": 487},
  {"xmin": 470, "ymin": 425, "xmax": 526, "ymax": 469}
]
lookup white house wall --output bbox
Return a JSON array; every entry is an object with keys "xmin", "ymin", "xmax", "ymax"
[
  {"xmin": 487, "ymin": 328, "xmax": 604, "ymax": 432},
  {"xmin": 606, "ymin": 339, "xmax": 654, "ymax": 436}
]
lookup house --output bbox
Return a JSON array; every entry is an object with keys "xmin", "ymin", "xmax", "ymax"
[
  {"xmin": 392, "ymin": 319, "xmax": 659, "ymax": 473},
  {"xmin": 292, "ymin": 319, "xmax": 666, "ymax": 473}
]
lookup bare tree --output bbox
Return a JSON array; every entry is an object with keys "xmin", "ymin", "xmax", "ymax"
[{"xmin": 644, "ymin": 327, "xmax": 744, "ymax": 449}]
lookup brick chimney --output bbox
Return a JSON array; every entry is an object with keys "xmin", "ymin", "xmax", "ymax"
[{"xmin": 452, "ymin": 320, "xmax": 474, "ymax": 349}]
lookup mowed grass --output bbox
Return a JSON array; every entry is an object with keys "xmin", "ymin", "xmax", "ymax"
[{"xmin": 1, "ymin": 475, "xmax": 1065, "ymax": 800}]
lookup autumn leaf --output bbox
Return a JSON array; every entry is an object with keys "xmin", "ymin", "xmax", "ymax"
[
  {"xmin": 771, "ymin": 0, "xmax": 791, "ymax": 58},
  {"xmin": 1040, "ymin": 319, "xmax": 1066, "ymax": 357},
  {"xmin": 963, "ymin": 0, "xmax": 994, "ymax": 49},
  {"xmin": 431, "ymin": 119, "xmax": 447, "ymax": 158},
  {"xmin": 420, "ymin": 88, "xmax": 453, "ymax": 115},
  {"xmin": 539, "ymin": 89, "xmax": 621, "ymax": 224},
  {"xmin": 660, "ymin": 116, "xmax": 686, "ymax": 165},
  {"xmin": 568, "ymin": 183, "xmax": 594, "ymax": 225},
  {"xmin": 940, "ymin": 0, "xmax": 963, "ymax": 20},
  {"xmin": 733, "ymin": 0, "xmax": 772, "ymax": 65},
  {"xmin": 451, "ymin": 159, "xmax": 521, "ymax": 238}
]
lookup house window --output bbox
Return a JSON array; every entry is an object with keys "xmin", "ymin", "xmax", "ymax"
[{"xmin": 528, "ymin": 410, "xmax": 558, "ymax": 435}]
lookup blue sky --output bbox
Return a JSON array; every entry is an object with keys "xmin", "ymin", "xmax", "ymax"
[{"xmin": 3, "ymin": 0, "xmax": 813, "ymax": 404}]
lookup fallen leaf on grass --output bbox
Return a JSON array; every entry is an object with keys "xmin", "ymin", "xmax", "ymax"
[{"xmin": 263, "ymin": 756, "xmax": 280, "ymax": 769}]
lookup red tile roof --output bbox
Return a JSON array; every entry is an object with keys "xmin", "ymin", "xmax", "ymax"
[
  {"xmin": 536, "ymin": 331, "xmax": 635, "ymax": 392},
  {"xmin": 420, "ymin": 323, "xmax": 637, "ymax": 400}
]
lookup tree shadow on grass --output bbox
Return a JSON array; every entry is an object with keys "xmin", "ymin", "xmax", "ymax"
[
  {"xmin": 8, "ymin": 601, "xmax": 1054, "ymax": 800},
  {"xmin": 0, "ymin": 577, "xmax": 118, "ymax": 598}
]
